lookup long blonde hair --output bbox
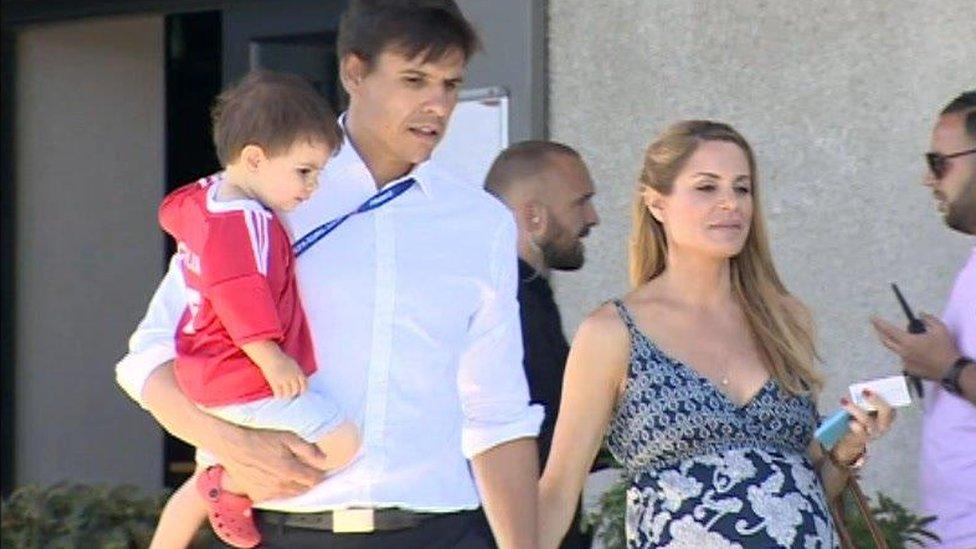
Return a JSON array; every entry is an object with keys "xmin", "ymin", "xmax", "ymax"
[{"xmin": 629, "ymin": 120, "xmax": 822, "ymax": 395}]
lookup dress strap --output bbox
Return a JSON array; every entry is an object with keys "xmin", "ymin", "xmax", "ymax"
[{"xmin": 611, "ymin": 298, "xmax": 641, "ymax": 337}]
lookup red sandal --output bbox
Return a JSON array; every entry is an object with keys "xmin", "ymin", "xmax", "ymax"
[{"xmin": 196, "ymin": 465, "xmax": 262, "ymax": 548}]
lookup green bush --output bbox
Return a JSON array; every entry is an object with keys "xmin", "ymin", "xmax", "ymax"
[
  {"xmin": 583, "ymin": 473, "xmax": 940, "ymax": 549},
  {"xmin": 839, "ymin": 491, "xmax": 940, "ymax": 549},
  {"xmin": 0, "ymin": 483, "xmax": 212, "ymax": 549}
]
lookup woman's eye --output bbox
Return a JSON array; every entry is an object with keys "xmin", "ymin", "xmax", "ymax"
[
  {"xmin": 696, "ymin": 185, "xmax": 715, "ymax": 192},
  {"xmin": 735, "ymin": 186, "xmax": 751, "ymax": 195}
]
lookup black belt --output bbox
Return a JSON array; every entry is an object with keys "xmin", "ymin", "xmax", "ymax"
[{"xmin": 258, "ymin": 508, "xmax": 445, "ymax": 533}]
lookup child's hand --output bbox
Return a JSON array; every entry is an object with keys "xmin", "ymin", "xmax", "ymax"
[{"xmin": 262, "ymin": 356, "xmax": 308, "ymax": 399}]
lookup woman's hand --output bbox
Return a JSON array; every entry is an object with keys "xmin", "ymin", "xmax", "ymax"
[{"xmin": 832, "ymin": 390, "xmax": 896, "ymax": 467}]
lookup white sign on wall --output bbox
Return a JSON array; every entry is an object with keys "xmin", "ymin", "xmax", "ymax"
[{"xmin": 430, "ymin": 86, "xmax": 509, "ymax": 187}]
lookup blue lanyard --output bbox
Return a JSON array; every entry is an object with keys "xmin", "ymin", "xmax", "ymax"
[{"xmin": 292, "ymin": 178, "xmax": 416, "ymax": 258}]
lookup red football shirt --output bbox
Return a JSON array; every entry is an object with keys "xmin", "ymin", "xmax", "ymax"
[{"xmin": 159, "ymin": 175, "xmax": 317, "ymax": 407}]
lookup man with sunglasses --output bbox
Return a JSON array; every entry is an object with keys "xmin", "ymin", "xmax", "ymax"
[{"xmin": 871, "ymin": 90, "xmax": 976, "ymax": 548}]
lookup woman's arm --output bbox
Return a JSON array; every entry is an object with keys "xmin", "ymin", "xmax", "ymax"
[{"xmin": 538, "ymin": 303, "xmax": 630, "ymax": 549}]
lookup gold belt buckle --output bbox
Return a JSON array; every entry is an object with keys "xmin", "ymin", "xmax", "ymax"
[{"xmin": 333, "ymin": 508, "xmax": 375, "ymax": 533}]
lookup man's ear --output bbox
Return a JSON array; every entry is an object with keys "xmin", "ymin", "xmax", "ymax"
[
  {"xmin": 642, "ymin": 186, "xmax": 666, "ymax": 224},
  {"xmin": 519, "ymin": 201, "xmax": 549, "ymax": 237},
  {"xmin": 239, "ymin": 144, "xmax": 268, "ymax": 173},
  {"xmin": 339, "ymin": 53, "xmax": 368, "ymax": 95}
]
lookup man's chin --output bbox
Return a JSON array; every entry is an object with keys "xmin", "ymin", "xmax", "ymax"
[
  {"xmin": 547, "ymin": 255, "xmax": 585, "ymax": 272},
  {"xmin": 944, "ymin": 210, "xmax": 976, "ymax": 236}
]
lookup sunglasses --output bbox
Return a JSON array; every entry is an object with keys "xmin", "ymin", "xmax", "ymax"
[{"xmin": 925, "ymin": 147, "xmax": 976, "ymax": 180}]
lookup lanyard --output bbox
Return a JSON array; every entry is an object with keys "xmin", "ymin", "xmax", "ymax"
[{"xmin": 292, "ymin": 178, "xmax": 416, "ymax": 258}]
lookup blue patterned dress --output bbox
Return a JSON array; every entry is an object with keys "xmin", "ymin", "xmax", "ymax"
[{"xmin": 606, "ymin": 300, "xmax": 838, "ymax": 548}]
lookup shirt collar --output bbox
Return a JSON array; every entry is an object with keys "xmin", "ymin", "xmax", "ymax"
[
  {"xmin": 334, "ymin": 113, "xmax": 435, "ymax": 198},
  {"xmin": 518, "ymin": 258, "xmax": 554, "ymax": 297}
]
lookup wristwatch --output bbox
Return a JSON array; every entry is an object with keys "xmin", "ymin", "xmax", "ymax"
[{"xmin": 941, "ymin": 357, "xmax": 974, "ymax": 395}]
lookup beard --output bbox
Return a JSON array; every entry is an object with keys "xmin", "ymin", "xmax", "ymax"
[
  {"xmin": 945, "ymin": 175, "xmax": 976, "ymax": 235},
  {"xmin": 539, "ymin": 216, "xmax": 588, "ymax": 271},
  {"xmin": 541, "ymin": 240, "xmax": 585, "ymax": 271}
]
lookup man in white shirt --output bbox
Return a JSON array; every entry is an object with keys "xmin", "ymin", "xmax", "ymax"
[{"xmin": 115, "ymin": 1, "xmax": 542, "ymax": 547}]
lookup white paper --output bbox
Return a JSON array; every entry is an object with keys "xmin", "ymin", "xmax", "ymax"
[{"xmin": 848, "ymin": 375, "xmax": 913, "ymax": 410}]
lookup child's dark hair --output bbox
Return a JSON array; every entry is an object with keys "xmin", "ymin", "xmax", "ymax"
[{"xmin": 211, "ymin": 70, "xmax": 343, "ymax": 166}]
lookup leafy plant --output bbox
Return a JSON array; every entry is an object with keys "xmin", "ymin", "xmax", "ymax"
[
  {"xmin": 581, "ymin": 469, "xmax": 627, "ymax": 548},
  {"xmin": 1, "ymin": 482, "xmax": 212, "ymax": 549},
  {"xmin": 583, "ymin": 470, "xmax": 940, "ymax": 549},
  {"xmin": 840, "ymin": 491, "xmax": 940, "ymax": 548}
]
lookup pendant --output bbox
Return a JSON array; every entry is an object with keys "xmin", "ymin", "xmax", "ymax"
[{"xmin": 721, "ymin": 377, "xmax": 730, "ymax": 386}]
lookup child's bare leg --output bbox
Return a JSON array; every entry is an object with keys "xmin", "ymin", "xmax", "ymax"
[
  {"xmin": 150, "ymin": 472, "xmax": 208, "ymax": 549},
  {"xmin": 315, "ymin": 420, "xmax": 361, "ymax": 471}
]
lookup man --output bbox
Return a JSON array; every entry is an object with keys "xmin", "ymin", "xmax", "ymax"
[
  {"xmin": 871, "ymin": 90, "xmax": 976, "ymax": 548},
  {"xmin": 485, "ymin": 141, "xmax": 599, "ymax": 548},
  {"xmin": 116, "ymin": 2, "xmax": 542, "ymax": 547}
]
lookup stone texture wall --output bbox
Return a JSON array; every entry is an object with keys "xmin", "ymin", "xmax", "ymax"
[{"xmin": 549, "ymin": 0, "xmax": 976, "ymax": 507}]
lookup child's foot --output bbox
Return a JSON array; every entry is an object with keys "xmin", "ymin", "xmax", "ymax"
[{"xmin": 196, "ymin": 465, "xmax": 261, "ymax": 548}]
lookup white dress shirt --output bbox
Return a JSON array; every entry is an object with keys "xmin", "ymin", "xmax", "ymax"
[{"xmin": 116, "ymin": 131, "xmax": 543, "ymax": 513}]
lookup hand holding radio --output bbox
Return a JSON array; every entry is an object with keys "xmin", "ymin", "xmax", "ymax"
[{"xmin": 870, "ymin": 285, "xmax": 962, "ymax": 385}]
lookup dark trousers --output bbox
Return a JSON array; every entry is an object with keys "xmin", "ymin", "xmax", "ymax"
[{"xmin": 211, "ymin": 509, "xmax": 496, "ymax": 548}]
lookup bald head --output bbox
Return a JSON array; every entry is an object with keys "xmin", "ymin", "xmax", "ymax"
[
  {"xmin": 485, "ymin": 141, "xmax": 583, "ymax": 204},
  {"xmin": 484, "ymin": 140, "xmax": 599, "ymax": 272}
]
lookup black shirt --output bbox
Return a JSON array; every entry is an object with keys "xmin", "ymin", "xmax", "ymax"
[
  {"xmin": 517, "ymin": 259, "xmax": 592, "ymax": 548},
  {"xmin": 517, "ymin": 259, "xmax": 570, "ymax": 468}
]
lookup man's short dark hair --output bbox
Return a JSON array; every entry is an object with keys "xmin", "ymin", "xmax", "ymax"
[
  {"xmin": 941, "ymin": 90, "xmax": 976, "ymax": 140},
  {"xmin": 337, "ymin": 0, "xmax": 481, "ymax": 69},
  {"xmin": 484, "ymin": 141, "xmax": 582, "ymax": 198},
  {"xmin": 211, "ymin": 70, "xmax": 342, "ymax": 167}
]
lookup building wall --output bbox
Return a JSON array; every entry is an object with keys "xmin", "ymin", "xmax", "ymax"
[
  {"xmin": 15, "ymin": 15, "xmax": 165, "ymax": 489},
  {"xmin": 549, "ymin": 0, "xmax": 976, "ymax": 508}
]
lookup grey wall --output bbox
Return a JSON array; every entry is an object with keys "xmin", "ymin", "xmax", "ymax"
[
  {"xmin": 549, "ymin": 0, "xmax": 976, "ymax": 508},
  {"xmin": 15, "ymin": 15, "xmax": 166, "ymax": 489},
  {"xmin": 460, "ymin": 0, "xmax": 547, "ymax": 141}
]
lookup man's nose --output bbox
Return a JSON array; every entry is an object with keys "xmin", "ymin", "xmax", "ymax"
[{"xmin": 586, "ymin": 203, "xmax": 600, "ymax": 227}]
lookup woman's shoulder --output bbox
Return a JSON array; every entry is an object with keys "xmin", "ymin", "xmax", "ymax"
[{"xmin": 571, "ymin": 301, "xmax": 631, "ymax": 355}]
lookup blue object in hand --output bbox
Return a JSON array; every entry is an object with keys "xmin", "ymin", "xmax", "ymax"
[{"xmin": 814, "ymin": 409, "xmax": 851, "ymax": 450}]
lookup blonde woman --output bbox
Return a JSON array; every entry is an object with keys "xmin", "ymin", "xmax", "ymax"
[{"xmin": 538, "ymin": 121, "xmax": 895, "ymax": 547}]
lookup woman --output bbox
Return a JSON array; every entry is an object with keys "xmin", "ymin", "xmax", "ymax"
[{"xmin": 538, "ymin": 120, "xmax": 895, "ymax": 547}]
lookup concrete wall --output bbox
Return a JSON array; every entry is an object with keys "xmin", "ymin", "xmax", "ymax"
[
  {"xmin": 460, "ymin": 0, "xmax": 547, "ymax": 141},
  {"xmin": 15, "ymin": 15, "xmax": 166, "ymax": 489},
  {"xmin": 549, "ymin": 0, "xmax": 976, "ymax": 508}
]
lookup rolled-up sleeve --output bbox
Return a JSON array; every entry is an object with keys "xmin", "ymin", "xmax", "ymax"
[
  {"xmin": 115, "ymin": 254, "xmax": 188, "ymax": 407},
  {"xmin": 458, "ymin": 215, "xmax": 543, "ymax": 459}
]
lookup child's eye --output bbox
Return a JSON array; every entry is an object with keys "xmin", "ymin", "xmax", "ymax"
[
  {"xmin": 696, "ymin": 185, "xmax": 716, "ymax": 192},
  {"xmin": 735, "ymin": 186, "xmax": 751, "ymax": 195}
]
